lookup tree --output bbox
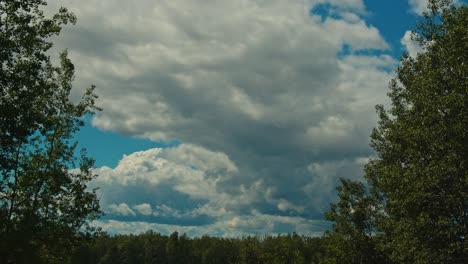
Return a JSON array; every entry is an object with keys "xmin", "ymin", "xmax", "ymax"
[
  {"xmin": 323, "ymin": 179, "xmax": 387, "ymax": 264},
  {"xmin": 0, "ymin": 0, "xmax": 101, "ymax": 263},
  {"xmin": 326, "ymin": 0, "xmax": 467, "ymax": 263}
]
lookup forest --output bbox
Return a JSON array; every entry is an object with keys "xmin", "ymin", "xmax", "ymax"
[
  {"xmin": 1, "ymin": 0, "xmax": 466, "ymax": 263},
  {"xmin": 70, "ymin": 231, "xmax": 327, "ymax": 264}
]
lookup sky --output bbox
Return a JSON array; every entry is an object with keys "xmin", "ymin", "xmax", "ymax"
[{"xmin": 44, "ymin": 0, "xmax": 457, "ymax": 237}]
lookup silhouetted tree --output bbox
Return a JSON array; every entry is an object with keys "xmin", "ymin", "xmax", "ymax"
[
  {"xmin": 326, "ymin": 0, "xmax": 467, "ymax": 263},
  {"xmin": 0, "ymin": 0, "xmax": 101, "ymax": 262}
]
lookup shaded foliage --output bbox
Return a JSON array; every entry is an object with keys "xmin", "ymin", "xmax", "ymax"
[
  {"xmin": 70, "ymin": 231, "xmax": 331, "ymax": 264},
  {"xmin": 324, "ymin": 179, "xmax": 387, "ymax": 263},
  {"xmin": 0, "ymin": 0, "xmax": 101, "ymax": 263},
  {"xmin": 325, "ymin": 0, "xmax": 467, "ymax": 263}
]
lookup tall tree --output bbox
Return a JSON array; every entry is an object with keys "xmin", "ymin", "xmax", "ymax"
[
  {"xmin": 367, "ymin": 2, "xmax": 467, "ymax": 263},
  {"xmin": 326, "ymin": 0, "xmax": 467, "ymax": 263},
  {"xmin": 323, "ymin": 179, "xmax": 387, "ymax": 264},
  {"xmin": 0, "ymin": 0, "xmax": 101, "ymax": 263}
]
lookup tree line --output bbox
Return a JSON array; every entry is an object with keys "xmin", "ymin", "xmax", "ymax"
[
  {"xmin": 1, "ymin": 0, "xmax": 466, "ymax": 263},
  {"xmin": 70, "ymin": 231, "xmax": 328, "ymax": 264}
]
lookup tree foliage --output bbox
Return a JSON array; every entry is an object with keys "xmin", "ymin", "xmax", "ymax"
[
  {"xmin": 70, "ymin": 231, "xmax": 328, "ymax": 264},
  {"xmin": 0, "ymin": 0, "xmax": 101, "ymax": 262},
  {"xmin": 326, "ymin": 0, "xmax": 467, "ymax": 263},
  {"xmin": 323, "ymin": 179, "xmax": 387, "ymax": 263}
]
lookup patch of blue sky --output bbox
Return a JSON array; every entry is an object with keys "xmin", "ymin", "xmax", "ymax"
[
  {"xmin": 364, "ymin": 0, "xmax": 466, "ymax": 60},
  {"xmin": 101, "ymin": 213, "xmax": 215, "ymax": 226},
  {"xmin": 364, "ymin": 0, "xmax": 418, "ymax": 59},
  {"xmin": 311, "ymin": 1, "xmax": 414, "ymax": 62},
  {"xmin": 310, "ymin": 3, "xmax": 341, "ymax": 23},
  {"xmin": 74, "ymin": 116, "xmax": 179, "ymax": 168}
]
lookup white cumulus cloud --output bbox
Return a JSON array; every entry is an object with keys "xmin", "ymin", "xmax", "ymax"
[
  {"xmin": 133, "ymin": 203, "xmax": 153, "ymax": 216},
  {"xmin": 408, "ymin": 0, "xmax": 431, "ymax": 14},
  {"xmin": 108, "ymin": 203, "xmax": 136, "ymax": 216},
  {"xmin": 401, "ymin": 30, "xmax": 424, "ymax": 57}
]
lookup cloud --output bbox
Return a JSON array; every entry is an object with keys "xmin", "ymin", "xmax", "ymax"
[
  {"xmin": 90, "ymin": 144, "xmax": 373, "ymax": 235},
  {"xmin": 92, "ymin": 144, "xmax": 236, "ymax": 205},
  {"xmin": 310, "ymin": 0, "xmax": 366, "ymax": 13},
  {"xmin": 401, "ymin": 30, "xmax": 424, "ymax": 57},
  {"xmin": 47, "ymin": 0, "xmax": 396, "ymax": 234},
  {"xmin": 108, "ymin": 203, "xmax": 136, "ymax": 216},
  {"xmin": 407, "ymin": 0, "xmax": 462, "ymax": 14},
  {"xmin": 408, "ymin": 0, "xmax": 431, "ymax": 14},
  {"xmin": 277, "ymin": 199, "xmax": 305, "ymax": 214},
  {"xmin": 93, "ymin": 211, "xmax": 330, "ymax": 237},
  {"xmin": 133, "ymin": 203, "xmax": 153, "ymax": 216}
]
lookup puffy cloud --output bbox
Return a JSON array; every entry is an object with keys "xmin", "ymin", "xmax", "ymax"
[
  {"xmin": 92, "ymin": 144, "xmax": 236, "ymax": 206},
  {"xmin": 401, "ymin": 30, "xmax": 424, "ymax": 57},
  {"xmin": 133, "ymin": 203, "xmax": 153, "ymax": 216},
  {"xmin": 408, "ymin": 0, "xmax": 431, "ymax": 14},
  {"xmin": 90, "ymin": 144, "xmax": 372, "ymax": 235},
  {"xmin": 108, "ymin": 203, "xmax": 136, "ymax": 216},
  {"xmin": 47, "ymin": 0, "xmax": 397, "ymax": 234},
  {"xmin": 407, "ymin": 0, "xmax": 462, "ymax": 14},
  {"xmin": 277, "ymin": 199, "xmax": 305, "ymax": 214}
]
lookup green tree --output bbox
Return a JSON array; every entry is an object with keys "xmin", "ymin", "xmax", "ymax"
[
  {"xmin": 323, "ymin": 179, "xmax": 386, "ymax": 264},
  {"xmin": 326, "ymin": 0, "xmax": 467, "ymax": 263},
  {"xmin": 166, "ymin": 231, "xmax": 182, "ymax": 264},
  {"xmin": 366, "ymin": 1, "xmax": 467, "ymax": 263},
  {"xmin": 142, "ymin": 230, "xmax": 168, "ymax": 264},
  {"xmin": 239, "ymin": 236, "xmax": 263, "ymax": 264},
  {"xmin": 0, "ymin": 0, "xmax": 101, "ymax": 263}
]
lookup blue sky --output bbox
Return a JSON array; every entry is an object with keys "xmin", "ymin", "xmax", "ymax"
[
  {"xmin": 75, "ymin": 116, "xmax": 180, "ymax": 168},
  {"xmin": 47, "ymin": 0, "xmax": 462, "ymax": 237}
]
